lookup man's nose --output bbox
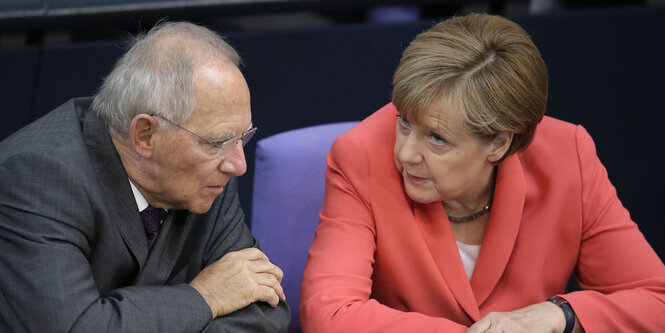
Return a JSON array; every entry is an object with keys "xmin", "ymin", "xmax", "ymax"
[{"xmin": 218, "ymin": 141, "xmax": 247, "ymax": 176}]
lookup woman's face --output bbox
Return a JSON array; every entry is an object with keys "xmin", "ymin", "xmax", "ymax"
[{"xmin": 393, "ymin": 104, "xmax": 499, "ymax": 205}]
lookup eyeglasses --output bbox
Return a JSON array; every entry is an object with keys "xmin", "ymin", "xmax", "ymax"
[{"xmin": 152, "ymin": 114, "xmax": 257, "ymax": 159}]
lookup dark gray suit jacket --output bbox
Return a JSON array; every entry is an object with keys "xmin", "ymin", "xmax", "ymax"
[{"xmin": 0, "ymin": 98, "xmax": 290, "ymax": 332}]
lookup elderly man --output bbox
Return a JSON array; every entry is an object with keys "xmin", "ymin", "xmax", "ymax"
[{"xmin": 0, "ymin": 22, "xmax": 290, "ymax": 332}]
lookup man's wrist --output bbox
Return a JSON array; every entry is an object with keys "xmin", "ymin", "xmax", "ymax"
[
  {"xmin": 190, "ymin": 281, "xmax": 217, "ymax": 318},
  {"xmin": 547, "ymin": 296, "xmax": 575, "ymax": 333}
]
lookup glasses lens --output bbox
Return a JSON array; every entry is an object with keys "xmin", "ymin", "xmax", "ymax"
[
  {"xmin": 241, "ymin": 127, "xmax": 257, "ymax": 147},
  {"xmin": 217, "ymin": 127, "xmax": 256, "ymax": 159}
]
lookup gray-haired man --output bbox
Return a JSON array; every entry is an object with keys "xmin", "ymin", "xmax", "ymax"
[{"xmin": 0, "ymin": 22, "xmax": 289, "ymax": 332}]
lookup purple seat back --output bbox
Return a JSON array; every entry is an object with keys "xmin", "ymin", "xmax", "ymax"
[{"xmin": 252, "ymin": 121, "xmax": 358, "ymax": 333}]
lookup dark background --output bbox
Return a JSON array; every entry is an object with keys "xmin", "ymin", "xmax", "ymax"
[{"xmin": 1, "ymin": 1, "xmax": 663, "ymax": 262}]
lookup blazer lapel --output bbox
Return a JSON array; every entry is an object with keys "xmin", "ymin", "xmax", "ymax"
[
  {"xmin": 470, "ymin": 154, "xmax": 526, "ymax": 306},
  {"xmin": 135, "ymin": 210, "xmax": 195, "ymax": 285},
  {"xmin": 414, "ymin": 202, "xmax": 481, "ymax": 320},
  {"xmin": 80, "ymin": 100, "xmax": 149, "ymax": 269}
]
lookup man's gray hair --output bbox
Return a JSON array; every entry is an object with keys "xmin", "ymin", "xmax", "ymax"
[{"xmin": 92, "ymin": 21, "xmax": 241, "ymax": 136}]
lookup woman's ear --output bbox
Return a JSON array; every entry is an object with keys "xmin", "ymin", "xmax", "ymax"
[
  {"xmin": 487, "ymin": 132, "xmax": 513, "ymax": 163},
  {"xmin": 129, "ymin": 115, "xmax": 159, "ymax": 158}
]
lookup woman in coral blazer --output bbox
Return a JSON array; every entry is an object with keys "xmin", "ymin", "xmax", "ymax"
[{"xmin": 300, "ymin": 14, "xmax": 665, "ymax": 333}]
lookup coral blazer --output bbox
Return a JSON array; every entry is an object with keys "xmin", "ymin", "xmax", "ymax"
[{"xmin": 300, "ymin": 103, "xmax": 665, "ymax": 332}]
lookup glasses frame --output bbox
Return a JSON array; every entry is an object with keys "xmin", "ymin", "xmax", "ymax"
[{"xmin": 151, "ymin": 114, "xmax": 257, "ymax": 159}]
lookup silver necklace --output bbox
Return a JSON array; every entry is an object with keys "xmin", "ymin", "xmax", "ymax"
[{"xmin": 447, "ymin": 199, "xmax": 493, "ymax": 223}]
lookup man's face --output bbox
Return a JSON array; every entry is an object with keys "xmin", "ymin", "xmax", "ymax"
[{"xmin": 149, "ymin": 61, "xmax": 252, "ymax": 214}]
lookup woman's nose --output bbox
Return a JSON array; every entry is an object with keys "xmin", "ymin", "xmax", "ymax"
[{"xmin": 397, "ymin": 132, "xmax": 422, "ymax": 165}]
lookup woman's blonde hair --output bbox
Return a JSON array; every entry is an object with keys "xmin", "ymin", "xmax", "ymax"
[{"xmin": 393, "ymin": 13, "xmax": 548, "ymax": 160}]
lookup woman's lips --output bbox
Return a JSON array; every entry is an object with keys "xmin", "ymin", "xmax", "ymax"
[{"xmin": 406, "ymin": 172, "xmax": 427, "ymax": 183}]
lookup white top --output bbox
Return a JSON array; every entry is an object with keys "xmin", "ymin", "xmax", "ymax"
[
  {"xmin": 456, "ymin": 241, "xmax": 481, "ymax": 280},
  {"xmin": 129, "ymin": 180, "xmax": 167, "ymax": 224}
]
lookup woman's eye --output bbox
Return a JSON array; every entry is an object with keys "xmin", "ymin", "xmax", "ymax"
[
  {"xmin": 397, "ymin": 115, "xmax": 411, "ymax": 129},
  {"xmin": 429, "ymin": 133, "xmax": 446, "ymax": 146}
]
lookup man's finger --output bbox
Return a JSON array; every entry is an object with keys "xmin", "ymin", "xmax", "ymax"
[
  {"xmin": 250, "ymin": 261, "xmax": 283, "ymax": 278},
  {"xmin": 256, "ymin": 272, "xmax": 286, "ymax": 300},
  {"xmin": 236, "ymin": 247, "xmax": 270, "ymax": 261},
  {"xmin": 256, "ymin": 285, "xmax": 280, "ymax": 308}
]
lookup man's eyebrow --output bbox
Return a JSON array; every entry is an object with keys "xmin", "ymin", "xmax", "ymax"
[
  {"xmin": 208, "ymin": 123, "xmax": 253, "ymax": 142},
  {"xmin": 208, "ymin": 131, "xmax": 236, "ymax": 142}
]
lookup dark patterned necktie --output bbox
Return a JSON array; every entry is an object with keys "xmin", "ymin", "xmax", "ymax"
[{"xmin": 140, "ymin": 205, "xmax": 166, "ymax": 250}]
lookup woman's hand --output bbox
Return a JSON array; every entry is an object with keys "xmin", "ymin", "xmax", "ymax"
[{"xmin": 467, "ymin": 301, "xmax": 572, "ymax": 333}]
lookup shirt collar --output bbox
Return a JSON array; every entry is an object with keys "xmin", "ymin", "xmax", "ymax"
[{"xmin": 129, "ymin": 179, "xmax": 149, "ymax": 212}]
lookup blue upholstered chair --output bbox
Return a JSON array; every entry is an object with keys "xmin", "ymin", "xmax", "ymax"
[{"xmin": 251, "ymin": 121, "xmax": 359, "ymax": 333}]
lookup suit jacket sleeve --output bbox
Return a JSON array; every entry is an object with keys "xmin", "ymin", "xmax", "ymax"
[
  {"xmin": 199, "ymin": 176, "xmax": 291, "ymax": 333},
  {"xmin": 300, "ymin": 131, "xmax": 468, "ymax": 333},
  {"xmin": 561, "ymin": 126, "xmax": 665, "ymax": 331}
]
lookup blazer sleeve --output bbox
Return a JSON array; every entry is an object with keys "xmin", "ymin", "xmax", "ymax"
[
  {"xmin": 300, "ymin": 133, "xmax": 468, "ymax": 333},
  {"xmin": 562, "ymin": 126, "xmax": 665, "ymax": 331},
  {"xmin": 0, "ymin": 152, "xmax": 213, "ymax": 332},
  {"xmin": 198, "ymin": 176, "xmax": 291, "ymax": 333}
]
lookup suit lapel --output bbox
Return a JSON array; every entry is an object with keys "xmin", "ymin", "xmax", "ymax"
[
  {"xmin": 412, "ymin": 154, "xmax": 526, "ymax": 317},
  {"xmin": 80, "ymin": 100, "xmax": 149, "ymax": 269},
  {"xmin": 414, "ymin": 202, "xmax": 481, "ymax": 320},
  {"xmin": 470, "ymin": 154, "xmax": 526, "ymax": 306}
]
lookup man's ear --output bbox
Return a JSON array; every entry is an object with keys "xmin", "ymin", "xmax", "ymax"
[
  {"xmin": 487, "ymin": 131, "xmax": 513, "ymax": 163},
  {"xmin": 129, "ymin": 115, "xmax": 159, "ymax": 158}
]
